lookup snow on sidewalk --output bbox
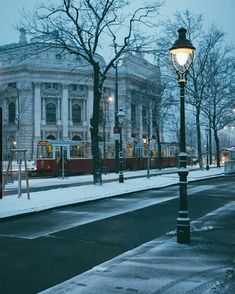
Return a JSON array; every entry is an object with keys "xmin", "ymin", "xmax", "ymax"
[{"xmin": 0, "ymin": 168, "xmax": 224, "ymax": 219}]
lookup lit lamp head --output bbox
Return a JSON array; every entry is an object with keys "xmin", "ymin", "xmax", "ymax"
[
  {"xmin": 170, "ymin": 28, "xmax": 195, "ymax": 74},
  {"xmin": 117, "ymin": 108, "xmax": 125, "ymax": 126}
]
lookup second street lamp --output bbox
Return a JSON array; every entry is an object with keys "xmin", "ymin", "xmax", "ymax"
[
  {"xmin": 205, "ymin": 128, "xmax": 210, "ymax": 170},
  {"xmin": 117, "ymin": 108, "xmax": 125, "ymax": 183},
  {"xmin": 170, "ymin": 27, "xmax": 195, "ymax": 244}
]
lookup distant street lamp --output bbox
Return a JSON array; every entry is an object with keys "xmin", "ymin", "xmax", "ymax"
[
  {"xmin": 205, "ymin": 128, "xmax": 210, "ymax": 170},
  {"xmin": 114, "ymin": 44, "xmax": 120, "ymax": 174},
  {"xmin": 117, "ymin": 108, "xmax": 125, "ymax": 183},
  {"xmin": 170, "ymin": 28, "xmax": 195, "ymax": 244}
]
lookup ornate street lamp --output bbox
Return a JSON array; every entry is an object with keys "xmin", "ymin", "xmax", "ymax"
[
  {"xmin": 170, "ymin": 28, "xmax": 195, "ymax": 244},
  {"xmin": 117, "ymin": 108, "xmax": 125, "ymax": 183}
]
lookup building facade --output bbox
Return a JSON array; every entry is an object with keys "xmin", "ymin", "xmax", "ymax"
[{"xmin": 0, "ymin": 31, "xmax": 161, "ymax": 160}]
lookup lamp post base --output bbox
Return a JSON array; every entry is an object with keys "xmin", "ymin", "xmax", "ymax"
[
  {"xmin": 119, "ymin": 171, "xmax": 124, "ymax": 183},
  {"xmin": 177, "ymin": 218, "xmax": 190, "ymax": 244}
]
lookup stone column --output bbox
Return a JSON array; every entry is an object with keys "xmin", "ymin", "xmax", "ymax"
[
  {"xmin": 61, "ymin": 84, "xmax": 69, "ymax": 140},
  {"xmin": 41, "ymin": 98, "xmax": 46, "ymax": 124},
  {"xmin": 33, "ymin": 82, "xmax": 41, "ymax": 158},
  {"xmin": 139, "ymin": 104, "xmax": 143, "ymax": 141},
  {"xmin": 126, "ymin": 96, "xmax": 132, "ymax": 141},
  {"xmin": 57, "ymin": 98, "xmax": 61, "ymax": 124},
  {"xmin": 68, "ymin": 98, "xmax": 73, "ymax": 126},
  {"xmin": 34, "ymin": 83, "xmax": 41, "ymax": 138}
]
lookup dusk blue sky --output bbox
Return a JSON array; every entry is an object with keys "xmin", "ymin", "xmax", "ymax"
[{"xmin": 1, "ymin": 0, "xmax": 234, "ymax": 47}]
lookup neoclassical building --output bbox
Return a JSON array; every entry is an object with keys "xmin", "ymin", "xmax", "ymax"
[{"xmin": 0, "ymin": 30, "xmax": 161, "ymax": 160}]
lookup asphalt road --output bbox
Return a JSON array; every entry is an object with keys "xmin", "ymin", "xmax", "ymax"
[{"xmin": 0, "ymin": 175, "xmax": 234, "ymax": 294}]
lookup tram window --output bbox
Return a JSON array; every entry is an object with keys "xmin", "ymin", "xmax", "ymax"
[
  {"xmin": 106, "ymin": 146, "xmax": 115, "ymax": 158},
  {"xmin": 169, "ymin": 148, "xmax": 175, "ymax": 157},
  {"xmin": 162, "ymin": 147, "xmax": 167, "ymax": 157},
  {"xmin": 126, "ymin": 144, "xmax": 133, "ymax": 157},
  {"xmin": 231, "ymin": 151, "xmax": 235, "ymax": 160},
  {"xmin": 37, "ymin": 144, "xmax": 53, "ymax": 158},
  {"xmin": 83, "ymin": 145, "xmax": 92, "ymax": 158},
  {"xmin": 151, "ymin": 147, "xmax": 156, "ymax": 157},
  {"xmin": 70, "ymin": 145, "xmax": 81, "ymax": 158},
  {"xmin": 55, "ymin": 147, "xmax": 61, "ymax": 158},
  {"xmin": 135, "ymin": 147, "xmax": 144, "ymax": 158}
]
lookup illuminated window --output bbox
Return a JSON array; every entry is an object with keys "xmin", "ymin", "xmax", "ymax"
[{"xmin": 162, "ymin": 147, "xmax": 167, "ymax": 157}]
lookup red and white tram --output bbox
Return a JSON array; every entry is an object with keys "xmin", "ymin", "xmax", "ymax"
[{"xmin": 36, "ymin": 139, "xmax": 179, "ymax": 176}]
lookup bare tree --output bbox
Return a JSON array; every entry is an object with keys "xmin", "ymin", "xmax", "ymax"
[
  {"xmin": 187, "ymin": 25, "xmax": 227, "ymax": 169},
  {"xmin": 142, "ymin": 74, "xmax": 173, "ymax": 170},
  {"xmin": 156, "ymin": 10, "xmax": 232, "ymax": 169},
  {"xmin": 20, "ymin": 0, "xmax": 163, "ymax": 184},
  {"xmin": 202, "ymin": 53, "xmax": 235, "ymax": 167}
]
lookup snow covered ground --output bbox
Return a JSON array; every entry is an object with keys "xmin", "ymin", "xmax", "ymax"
[{"xmin": 0, "ymin": 167, "xmax": 224, "ymax": 219}]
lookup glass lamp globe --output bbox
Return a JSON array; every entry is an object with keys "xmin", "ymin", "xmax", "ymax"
[{"xmin": 170, "ymin": 28, "xmax": 195, "ymax": 73}]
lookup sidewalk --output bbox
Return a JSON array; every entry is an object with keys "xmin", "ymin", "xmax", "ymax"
[
  {"xmin": 40, "ymin": 200, "xmax": 235, "ymax": 294},
  {"xmin": 0, "ymin": 167, "xmax": 223, "ymax": 220}
]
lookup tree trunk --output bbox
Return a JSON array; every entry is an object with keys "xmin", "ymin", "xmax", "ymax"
[
  {"xmin": 156, "ymin": 124, "xmax": 162, "ymax": 169},
  {"xmin": 214, "ymin": 129, "xmax": 221, "ymax": 168},
  {"xmin": 90, "ymin": 64, "xmax": 102, "ymax": 185},
  {"xmin": 196, "ymin": 109, "xmax": 203, "ymax": 169}
]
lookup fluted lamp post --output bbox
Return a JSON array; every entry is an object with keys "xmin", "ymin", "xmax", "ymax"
[
  {"xmin": 170, "ymin": 28, "xmax": 195, "ymax": 244},
  {"xmin": 117, "ymin": 108, "xmax": 125, "ymax": 183},
  {"xmin": 205, "ymin": 128, "xmax": 210, "ymax": 170}
]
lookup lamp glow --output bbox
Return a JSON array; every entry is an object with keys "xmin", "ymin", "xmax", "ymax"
[{"xmin": 170, "ymin": 28, "xmax": 195, "ymax": 74}]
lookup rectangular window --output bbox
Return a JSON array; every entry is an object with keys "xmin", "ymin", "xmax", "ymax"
[
  {"xmin": 8, "ymin": 83, "xmax": 17, "ymax": 88},
  {"xmin": 43, "ymin": 83, "xmax": 59, "ymax": 90},
  {"xmin": 79, "ymin": 84, "xmax": 84, "ymax": 91},
  {"xmin": 44, "ymin": 83, "xmax": 51, "ymax": 89},
  {"xmin": 71, "ymin": 84, "xmax": 78, "ymax": 91},
  {"xmin": 131, "ymin": 103, "xmax": 136, "ymax": 126},
  {"xmin": 142, "ymin": 107, "xmax": 147, "ymax": 129},
  {"xmin": 52, "ymin": 83, "xmax": 59, "ymax": 90}
]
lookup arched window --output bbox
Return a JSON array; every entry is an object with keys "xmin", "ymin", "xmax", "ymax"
[
  {"xmin": 72, "ymin": 104, "xmax": 81, "ymax": 123},
  {"xmin": 72, "ymin": 135, "xmax": 81, "ymax": 141},
  {"xmin": 46, "ymin": 103, "xmax": 56, "ymax": 123},
  {"xmin": 8, "ymin": 102, "xmax": 16, "ymax": 123},
  {"xmin": 46, "ymin": 135, "xmax": 56, "ymax": 140}
]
